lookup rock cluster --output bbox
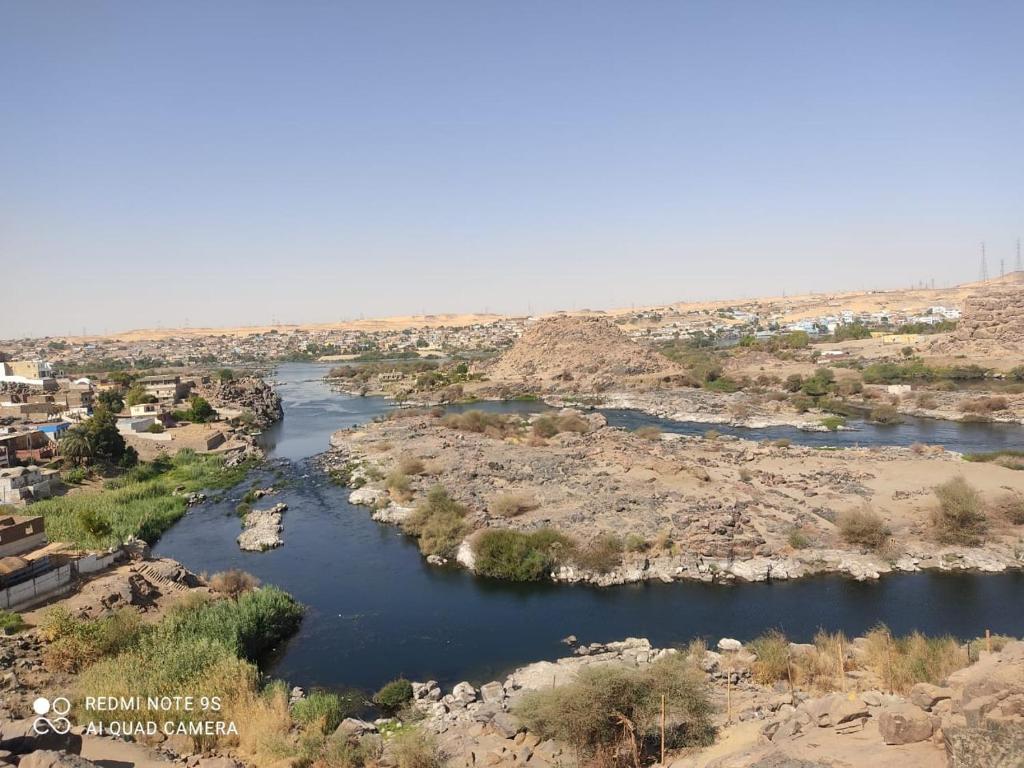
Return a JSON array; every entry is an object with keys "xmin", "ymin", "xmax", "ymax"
[
  {"xmin": 204, "ymin": 377, "xmax": 283, "ymax": 428},
  {"xmin": 237, "ymin": 502, "xmax": 288, "ymax": 551},
  {"xmin": 930, "ymin": 286, "xmax": 1024, "ymax": 356}
]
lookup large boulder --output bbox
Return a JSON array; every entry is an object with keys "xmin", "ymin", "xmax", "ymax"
[
  {"xmin": 18, "ymin": 752, "xmax": 98, "ymax": 768},
  {"xmin": 878, "ymin": 703, "xmax": 934, "ymax": 745},
  {"xmin": 909, "ymin": 683, "xmax": 953, "ymax": 712},
  {"xmin": 0, "ymin": 719, "xmax": 83, "ymax": 756}
]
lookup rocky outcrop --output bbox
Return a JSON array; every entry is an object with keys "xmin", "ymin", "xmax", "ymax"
[
  {"xmin": 930, "ymin": 286, "xmax": 1024, "ymax": 358},
  {"xmin": 486, "ymin": 315, "xmax": 688, "ymax": 393},
  {"xmin": 237, "ymin": 503, "xmax": 288, "ymax": 551},
  {"xmin": 204, "ymin": 376, "xmax": 283, "ymax": 428},
  {"xmin": 407, "ymin": 636, "xmax": 1024, "ymax": 768}
]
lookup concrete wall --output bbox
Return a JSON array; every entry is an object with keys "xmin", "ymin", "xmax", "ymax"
[{"xmin": 0, "ymin": 564, "xmax": 72, "ymax": 611}]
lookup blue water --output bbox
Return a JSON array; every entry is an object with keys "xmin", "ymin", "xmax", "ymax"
[{"xmin": 153, "ymin": 364, "xmax": 1024, "ymax": 692}]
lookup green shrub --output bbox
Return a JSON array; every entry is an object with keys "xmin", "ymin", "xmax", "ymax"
[
  {"xmin": 931, "ymin": 477, "xmax": 987, "ymax": 545},
  {"xmin": 403, "ymin": 486, "xmax": 470, "ymax": 558},
  {"xmin": 868, "ymin": 404, "xmax": 902, "ymax": 424},
  {"xmin": 837, "ymin": 506, "xmax": 890, "ymax": 550},
  {"xmin": 62, "ymin": 467, "xmax": 89, "ymax": 485},
  {"xmin": 820, "ymin": 416, "xmax": 846, "ymax": 431},
  {"xmin": 472, "ymin": 528, "xmax": 573, "ymax": 581},
  {"xmin": 0, "ymin": 610, "xmax": 25, "ymax": 635},
  {"xmin": 514, "ymin": 654, "xmax": 714, "ymax": 760},
  {"xmin": 372, "ymin": 678, "xmax": 414, "ymax": 713},
  {"xmin": 291, "ymin": 690, "xmax": 355, "ymax": 733}
]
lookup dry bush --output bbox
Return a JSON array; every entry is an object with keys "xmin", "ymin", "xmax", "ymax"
[
  {"xmin": 748, "ymin": 630, "xmax": 791, "ymax": 685},
  {"xmin": 915, "ymin": 393, "xmax": 938, "ymax": 409},
  {"xmin": 514, "ymin": 654, "xmax": 714, "ymax": 762},
  {"xmin": 738, "ymin": 468, "xmax": 754, "ymax": 482},
  {"xmin": 571, "ymin": 534, "xmax": 624, "ymax": 573},
  {"xmin": 421, "ymin": 459, "xmax": 445, "ymax": 476},
  {"xmin": 837, "ymin": 506, "xmax": 890, "ymax": 550},
  {"xmin": 653, "ymin": 529, "xmax": 674, "ymax": 553},
  {"xmin": 233, "ymin": 683, "xmax": 295, "ymax": 763},
  {"xmin": 861, "ymin": 625, "xmax": 967, "ymax": 694},
  {"xmin": 441, "ymin": 410, "xmax": 519, "ymax": 438},
  {"xmin": 931, "ymin": 477, "xmax": 987, "ymax": 545},
  {"xmin": 790, "ymin": 630, "xmax": 850, "ymax": 693},
  {"xmin": 634, "ymin": 426, "xmax": 662, "ymax": 441},
  {"xmin": 390, "ymin": 728, "xmax": 446, "ymax": 768},
  {"xmin": 385, "ymin": 470, "xmax": 412, "ymax": 501},
  {"xmin": 209, "ymin": 569, "xmax": 261, "ymax": 599},
  {"xmin": 489, "ymin": 492, "xmax": 539, "ymax": 518},
  {"xmin": 397, "ymin": 455, "xmax": 426, "ymax": 476},
  {"xmin": 959, "ymin": 396, "xmax": 1009, "ymax": 414},
  {"xmin": 994, "ymin": 492, "xmax": 1024, "ymax": 525}
]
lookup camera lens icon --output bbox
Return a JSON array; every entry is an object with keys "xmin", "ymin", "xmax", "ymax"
[{"xmin": 32, "ymin": 696, "xmax": 72, "ymax": 735}]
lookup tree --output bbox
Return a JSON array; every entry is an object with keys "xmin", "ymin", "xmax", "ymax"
[
  {"xmin": 97, "ymin": 389, "xmax": 125, "ymax": 413},
  {"xmin": 216, "ymin": 368, "xmax": 235, "ymax": 383},
  {"xmin": 124, "ymin": 384, "xmax": 156, "ymax": 407},
  {"xmin": 187, "ymin": 396, "xmax": 216, "ymax": 423},
  {"xmin": 59, "ymin": 428, "xmax": 94, "ymax": 467}
]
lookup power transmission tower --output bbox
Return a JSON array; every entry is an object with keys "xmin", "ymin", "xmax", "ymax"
[
  {"xmin": 1016, "ymin": 238, "xmax": 1022, "ymax": 273},
  {"xmin": 1001, "ymin": 259, "xmax": 1005, "ymax": 279},
  {"xmin": 979, "ymin": 242, "xmax": 989, "ymax": 282}
]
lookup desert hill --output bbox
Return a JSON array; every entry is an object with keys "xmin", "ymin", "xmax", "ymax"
[{"xmin": 485, "ymin": 315, "xmax": 687, "ymax": 393}]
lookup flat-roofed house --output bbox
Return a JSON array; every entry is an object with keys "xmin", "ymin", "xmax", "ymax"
[
  {"xmin": 0, "ymin": 466, "xmax": 58, "ymax": 505},
  {"xmin": 138, "ymin": 374, "xmax": 187, "ymax": 402},
  {"xmin": 0, "ymin": 513, "xmax": 46, "ymax": 558}
]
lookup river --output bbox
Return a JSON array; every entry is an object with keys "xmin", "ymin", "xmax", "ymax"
[{"xmin": 153, "ymin": 363, "xmax": 1024, "ymax": 693}]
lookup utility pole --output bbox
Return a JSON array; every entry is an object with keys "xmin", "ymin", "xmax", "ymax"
[{"xmin": 979, "ymin": 242, "xmax": 989, "ymax": 282}]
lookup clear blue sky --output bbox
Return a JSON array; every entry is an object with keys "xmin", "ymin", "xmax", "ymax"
[{"xmin": 2, "ymin": 1, "xmax": 1022, "ymax": 338}]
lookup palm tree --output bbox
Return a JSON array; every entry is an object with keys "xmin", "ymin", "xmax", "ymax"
[{"xmin": 59, "ymin": 428, "xmax": 94, "ymax": 467}]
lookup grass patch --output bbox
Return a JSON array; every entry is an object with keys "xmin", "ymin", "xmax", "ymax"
[{"xmin": 31, "ymin": 451, "xmax": 252, "ymax": 548}]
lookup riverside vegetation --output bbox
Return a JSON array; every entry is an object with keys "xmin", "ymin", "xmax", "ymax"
[{"xmin": 28, "ymin": 450, "xmax": 253, "ymax": 548}]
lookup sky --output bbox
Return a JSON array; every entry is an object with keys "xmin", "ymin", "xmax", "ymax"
[{"xmin": 1, "ymin": 1, "xmax": 1022, "ymax": 338}]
